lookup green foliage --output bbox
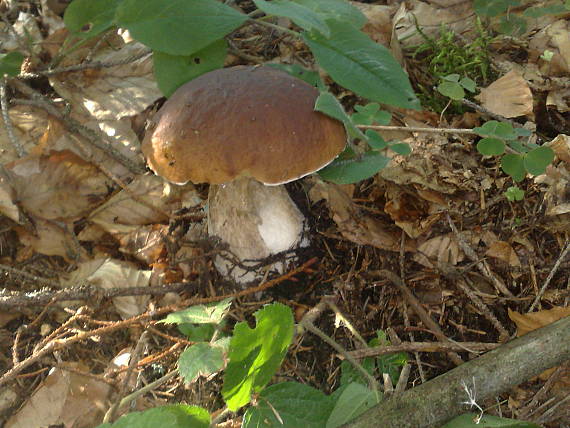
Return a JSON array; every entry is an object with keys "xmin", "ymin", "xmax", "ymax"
[
  {"xmin": 442, "ymin": 412, "xmax": 541, "ymax": 427},
  {"xmin": 437, "ymin": 74, "xmax": 477, "ymax": 101},
  {"xmin": 474, "ymin": 121, "xmax": 554, "ymax": 187},
  {"xmin": 267, "ymin": 63, "xmax": 325, "ymax": 89},
  {"xmin": 94, "ymin": 405, "xmax": 210, "ymax": 428},
  {"xmin": 222, "ymin": 303, "xmax": 295, "ymax": 411},
  {"xmin": 160, "ymin": 297, "xmax": 232, "ymax": 325},
  {"xmin": 0, "ymin": 51, "xmax": 25, "ymax": 77},
  {"xmin": 326, "ymin": 382, "xmax": 378, "ymax": 428},
  {"xmin": 351, "ymin": 103, "xmax": 391, "ymax": 126},
  {"xmin": 63, "ymin": 0, "xmax": 121, "ymax": 39},
  {"xmin": 177, "ymin": 339, "xmax": 228, "ymax": 384},
  {"xmin": 505, "ymin": 186, "xmax": 525, "ymax": 202}
]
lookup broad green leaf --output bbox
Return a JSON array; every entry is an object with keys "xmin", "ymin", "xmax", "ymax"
[
  {"xmin": 365, "ymin": 130, "xmax": 388, "ymax": 150},
  {"xmin": 315, "ymin": 92, "xmax": 365, "ymax": 140},
  {"xmin": 473, "ymin": 0, "xmax": 520, "ymax": 17},
  {"xmin": 340, "ymin": 359, "xmax": 375, "ymax": 386},
  {"xmin": 303, "ymin": 21, "xmax": 420, "ymax": 109},
  {"xmin": 0, "ymin": 51, "xmax": 25, "ymax": 77},
  {"xmin": 437, "ymin": 81, "xmax": 464, "ymax": 100},
  {"xmin": 477, "ymin": 137, "xmax": 506, "ymax": 156},
  {"xmin": 460, "ymin": 77, "xmax": 477, "ymax": 92},
  {"xmin": 222, "ymin": 303, "xmax": 294, "ymax": 411},
  {"xmin": 161, "ymin": 298, "xmax": 232, "ymax": 325},
  {"xmin": 178, "ymin": 323, "xmax": 217, "ymax": 342},
  {"xmin": 501, "ymin": 153, "xmax": 526, "ymax": 182},
  {"xmin": 318, "ymin": 151, "xmax": 390, "ymax": 184},
  {"xmin": 442, "ymin": 73, "xmax": 460, "ymax": 82},
  {"xmin": 253, "ymin": 0, "xmax": 330, "ymax": 36},
  {"xmin": 514, "ymin": 127, "xmax": 532, "ymax": 137},
  {"xmin": 93, "ymin": 405, "xmax": 210, "ymax": 428},
  {"xmin": 115, "ymin": 0, "xmax": 247, "ymax": 55},
  {"xmin": 153, "ymin": 39, "xmax": 227, "ymax": 97},
  {"xmin": 64, "ymin": 0, "xmax": 120, "ymax": 38},
  {"xmin": 293, "ymin": 0, "xmax": 366, "ymax": 29},
  {"xmin": 178, "ymin": 342, "xmax": 225, "ymax": 383},
  {"xmin": 524, "ymin": 4, "xmax": 567, "ymax": 17},
  {"xmin": 267, "ymin": 63, "xmax": 325, "ymax": 89},
  {"xmin": 388, "ymin": 142, "xmax": 412, "ymax": 156},
  {"xmin": 499, "ymin": 14, "xmax": 527, "ymax": 35},
  {"xmin": 326, "ymin": 382, "xmax": 380, "ymax": 428},
  {"xmin": 242, "ymin": 382, "xmax": 334, "ymax": 428},
  {"xmin": 352, "ymin": 103, "xmax": 391, "ymax": 126},
  {"xmin": 473, "ymin": 121, "xmax": 516, "ymax": 140},
  {"xmin": 505, "ymin": 186, "xmax": 524, "ymax": 202},
  {"xmin": 523, "ymin": 146, "xmax": 555, "ymax": 176},
  {"xmin": 442, "ymin": 413, "xmax": 540, "ymax": 427}
]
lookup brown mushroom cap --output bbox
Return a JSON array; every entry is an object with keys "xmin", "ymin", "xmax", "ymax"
[{"xmin": 142, "ymin": 66, "xmax": 346, "ymax": 185}]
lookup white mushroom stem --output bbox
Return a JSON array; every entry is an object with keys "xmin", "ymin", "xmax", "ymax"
[{"xmin": 207, "ymin": 177, "xmax": 308, "ymax": 284}]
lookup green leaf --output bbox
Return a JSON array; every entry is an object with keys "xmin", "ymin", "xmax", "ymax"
[
  {"xmin": 303, "ymin": 21, "xmax": 420, "ymax": 109},
  {"xmin": 501, "ymin": 153, "xmax": 526, "ymax": 182},
  {"xmin": 352, "ymin": 103, "xmax": 391, "ymax": 126},
  {"xmin": 253, "ymin": 0, "xmax": 330, "ymax": 36},
  {"xmin": 153, "ymin": 39, "xmax": 227, "ymax": 97},
  {"xmin": 523, "ymin": 146, "xmax": 555, "ymax": 176},
  {"xmin": 318, "ymin": 151, "xmax": 391, "ymax": 184},
  {"xmin": 460, "ymin": 77, "xmax": 477, "ymax": 92},
  {"xmin": 524, "ymin": 4, "xmax": 567, "ymax": 17},
  {"xmin": 473, "ymin": 0, "xmax": 520, "ymax": 17},
  {"xmin": 178, "ymin": 323, "xmax": 217, "ymax": 342},
  {"xmin": 514, "ymin": 127, "xmax": 532, "ymax": 137},
  {"xmin": 242, "ymin": 382, "xmax": 334, "ymax": 428},
  {"xmin": 178, "ymin": 342, "xmax": 225, "ymax": 383},
  {"xmin": 473, "ymin": 121, "xmax": 516, "ymax": 140},
  {"xmin": 0, "ymin": 51, "xmax": 25, "ymax": 77},
  {"xmin": 64, "ymin": 0, "xmax": 120, "ymax": 38},
  {"xmin": 114, "ymin": 0, "xmax": 247, "ymax": 55},
  {"xmin": 442, "ymin": 73, "xmax": 460, "ymax": 82},
  {"xmin": 267, "ymin": 63, "xmax": 325, "ymax": 89},
  {"xmin": 222, "ymin": 303, "xmax": 294, "ymax": 411},
  {"xmin": 292, "ymin": 0, "xmax": 366, "ymax": 29},
  {"xmin": 388, "ymin": 142, "xmax": 412, "ymax": 156},
  {"xmin": 93, "ymin": 405, "xmax": 210, "ymax": 428},
  {"xmin": 161, "ymin": 298, "xmax": 232, "ymax": 325},
  {"xmin": 314, "ymin": 92, "xmax": 365, "ymax": 140},
  {"xmin": 442, "ymin": 413, "xmax": 541, "ymax": 428},
  {"xmin": 477, "ymin": 137, "xmax": 506, "ymax": 156},
  {"xmin": 326, "ymin": 382, "xmax": 380, "ymax": 428},
  {"xmin": 505, "ymin": 186, "xmax": 524, "ymax": 202},
  {"xmin": 365, "ymin": 130, "xmax": 388, "ymax": 150},
  {"xmin": 437, "ymin": 81, "xmax": 464, "ymax": 100},
  {"xmin": 499, "ymin": 14, "xmax": 527, "ymax": 35},
  {"xmin": 340, "ymin": 359, "xmax": 375, "ymax": 386}
]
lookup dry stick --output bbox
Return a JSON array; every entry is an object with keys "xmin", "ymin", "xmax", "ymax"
[
  {"xmin": 454, "ymin": 277, "xmax": 510, "ymax": 342},
  {"xmin": 104, "ymin": 330, "xmax": 149, "ymax": 423},
  {"xmin": 9, "ymin": 79, "xmax": 144, "ymax": 174},
  {"xmin": 399, "ymin": 231, "xmax": 426, "ymax": 383},
  {"xmin": 0, "ymin": 76, "xmax": 26, "ymax": 157},
  {"xmin": 446, "ymin": 213, "xmax": 513, "ymax": 297},
  {"xmin": 357, "ymin": 124, "xmax": 476, "ymax": 135},
  {"xmin": 345, "ymin": 316, "xmax": 570, "ymax": 428},
  {"xmin": 373, "ymin": 270, "xmax": 464, "ymax": 366},
  {"xmin": 18, "ymin": 49, "xmax": 152, "ymax": 79},
  {"xmin": 0, "ymin": 258, "xmax": 317, "ymax": 386},
  {"xmin": 346, "ymin": 341, "xmax": 500, "ymax": 359},
  {"xmin": 528, "ymin": 240, "xmax": 570, "ymax": 312}
]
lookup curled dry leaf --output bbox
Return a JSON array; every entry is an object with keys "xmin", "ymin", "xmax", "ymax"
[
  {"xmin": 485, "ymin": 241, "xmax": 522, "ymax": 267},
  {"xmin": 529, "ymin": 20, "xmax": 570, "ymax": 77},
  {"xmin": 476, "ymin": 70, "xmax": 533, "ymax": 118},
  {"xmin": 48, "ymin": 32, "xmax": 162, "ymax": 120},
  {"xmin": 5, "ymin": 150, "xmax": 112, "ymax": 222},
  {"xmin": 15, "ymin": 218, "xmax": 86, "ymax": 260},
  {"xmin": 118, "ymin": 224, "xmax": 168, "ymax": 264},
  {"xmin": 5, "ymin": 363, "xmax": 110, "ymax": 428},
  {"xmin": 508, "ymin": 306, "xmax": 570, "ymax": 337},
  {"xmin": 0, "ymin": 106, "xmax": 49, "ymax": 164},
  {"xmin": 309, "ymin": 179, "xmax": 416, "ymax": 252},
  {"xmin": 393, "ymin": 0, "xmax": 476, "ymax": 47},
  {"xmin": 61, "ymin": 258, "xmax": 151, "ymax": 319}
]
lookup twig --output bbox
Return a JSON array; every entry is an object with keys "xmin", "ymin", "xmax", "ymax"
[
  {"xmin": 372, "ymin": 270, "xmax": 464, "ymax": 366},
  {"xmin": 446, "ymin": 213, "xmax": 513, "ymax": 297},
  {"xmin": 346, "ymin": 341, "xmax": 500, "ymax": 359},
  {"xmin": 114, "ymin": 369, "xmax": 179, "ymax": 414},
  {"xmin": 357, "ymin": 124, "xmax": 476, "ymax": 135},
  {"xmin": 528, "ymin": 240, "xmax": 570, "ymax": 312},
  {"xmin": 325, "ymin": 300, "xmax": 368, "ymax": 348},
  {"xmin": 104, "ymin": 330, "xmax": 149, "ymax": 423},
  {"xmin": 18, "ymin": 50, "xmax": 152, "ymax": 79},
  {"xmin": 0, "ymin": 76, "xmax": 26, "ymax": 157}
]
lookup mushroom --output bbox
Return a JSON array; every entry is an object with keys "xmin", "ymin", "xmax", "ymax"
[{"xmin": 142, "ymin": 66, "xmax": 346, "ymax": 283}]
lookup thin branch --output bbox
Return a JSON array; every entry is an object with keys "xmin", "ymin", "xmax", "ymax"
[
  {"xmin": 357, "ymin": 124, "xmax": 476, "ymax": 135},
  {"xmin": 346, "ymin": 341, "xmax": 500, "ymax": 359}
]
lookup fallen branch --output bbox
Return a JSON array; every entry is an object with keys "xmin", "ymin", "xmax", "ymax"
[
  {"xmin": 346, "ymin": 341, "xmax": 500, "ymax": 359},
  {"xmin": 344, "ymin": 316, "xmax": 570, "ymax": 428}
]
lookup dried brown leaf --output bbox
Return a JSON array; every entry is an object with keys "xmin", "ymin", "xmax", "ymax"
[
  {"xmin": 476, "ymin": 70, "xmax": 533, "ymax": 118},
  {"xmin": 508, "ymin": 306, "xmax": 570, "ymax": 337}
]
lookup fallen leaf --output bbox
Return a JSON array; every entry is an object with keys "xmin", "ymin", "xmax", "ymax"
[
  {"xmin": 476, "ymin": 70, "xmax": 533, "ymax": 118},
  {"xmin": 508, "ymin": 306, "xmax": 570, "ymax": 336},
  {"xmin": 485, "ymin": 241, "xmax": 522, "ymax": 267}
]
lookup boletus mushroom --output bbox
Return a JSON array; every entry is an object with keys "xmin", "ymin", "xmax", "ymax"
[{"xmin": 142, "ymin": 66, "xmax": 346, "ymax": 283}]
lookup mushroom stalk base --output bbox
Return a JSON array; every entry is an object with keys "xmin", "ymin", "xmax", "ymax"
[{"xmin": 208, "ymin": 177, "xmax": 308, "ymax": 284}]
